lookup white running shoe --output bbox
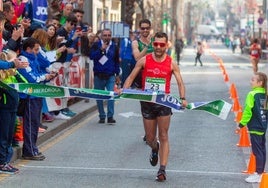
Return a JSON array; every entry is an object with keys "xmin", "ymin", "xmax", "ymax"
[
  {"xmin": 245, "ymin": 172, "xmax": 262, "ymax": 183},
  {"xmin": 54, "ymin": 112, "xmax": 71, "ymax": 120}
]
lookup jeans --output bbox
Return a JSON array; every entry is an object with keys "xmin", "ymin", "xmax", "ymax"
[
  {"xmin": 0, "ymin": 111, "xmax": 16, "ymax": 164},
  {"xmin": 94, "ymin": 75, "xmax": 115, "ymax": 119}
]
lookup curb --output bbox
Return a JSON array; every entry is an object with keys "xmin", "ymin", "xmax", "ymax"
[{"xmin": 11, "ymin": 100, "xmax": 98, "ymax": 162}]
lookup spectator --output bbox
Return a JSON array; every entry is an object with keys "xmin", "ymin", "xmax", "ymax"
[
  {"xmin": 89, "ymin": 28, "xmax": 120, "ymax": 124},
  {"xmin": 175, "ymin": 38, "xmax": 184, "ymax": 64},
  {"xmin": 0, "ymin": 49, "xmax": 28, "ymax": 174},
  {"xmin": 0, "ymin": 10, "xmax": 29, "ymax": 172},
  {"xmin": 46, "ymin": 16, "xmax": 61, "ymax": 31},
  {"xmin": 2, "ymin": 2, "xmax": 24, "ymax": 52},
  {"xmin": 56, "ymin": 14, "xmax": 80, "ymax": 117},
  {"xmin": 47, "ymin": 0, "xmax": 62, "ymax": 20},
  {"xmin": 59, "ymin": 3, "xmax": 73, "ymax": 25},
  {"xmin": 56, "ymin": 14, "xmax": 79, "ymax": 63},
  {"xmin": 238, "ymin": 72, "xmax": 267, "ymax": 183},
  {"xmin": 17, "ymin": 37, "xmax": 57, "ymax": 160},
  {"xmin": 31, "ymin": 29, "xmax": 55, "ymax": 130},
  {"xmin": 119, "ymin": 30, "xmax": 136, "ymax": 86}
]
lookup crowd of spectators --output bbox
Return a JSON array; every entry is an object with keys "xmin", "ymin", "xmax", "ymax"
[{"xmin": 0, "ymin": 0, "xmax": 103, "ymax": 173}]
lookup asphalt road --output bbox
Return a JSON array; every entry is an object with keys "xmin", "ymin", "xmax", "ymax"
[{"xmin": 0, "ymin": 41, "xmax": 267, "ymax": 188}]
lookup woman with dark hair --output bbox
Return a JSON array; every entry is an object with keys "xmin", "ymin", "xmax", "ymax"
[{"xmin": 46, "ymin": 24, "xmax": 66, "ymax": 54}]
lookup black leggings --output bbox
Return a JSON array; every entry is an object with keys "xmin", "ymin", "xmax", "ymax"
[{"xmin": 195, "ymin": 53, "xmax": 202, "ymax": 66}]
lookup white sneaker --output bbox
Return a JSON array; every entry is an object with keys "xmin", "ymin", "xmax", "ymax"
[
  {"xmin": 54, "ymin": 112, "xmax": 71, "ymax": 120},
  {"xmin": 245, "ymin": 172, "xmax": 262, "ymax": 183}
]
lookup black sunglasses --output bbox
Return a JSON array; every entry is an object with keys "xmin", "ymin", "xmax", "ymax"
[
  {"xmin": 70, "ymin": 22, "xmax": 77, "ymax": 26},
  {"xmin": 140, "ymin": 27, "xmax": 150, "ymax": 31}
]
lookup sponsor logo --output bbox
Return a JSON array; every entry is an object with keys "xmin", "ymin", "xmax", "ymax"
[
  {"xmin": 36, "ymin": 7, "xmax": 47, "ymax": 16},
  {"xmin": 160, "ymin": 94, "xmax": 180, "ymax": 105}
]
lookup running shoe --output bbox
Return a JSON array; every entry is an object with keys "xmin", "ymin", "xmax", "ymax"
[
  {"xmin": 22, "ymin": 153, "xmax": 46, "ymax": 161},
  {"xmin": 245, "ymin": 172, "xmax": 262, "ymax": 183},
  {"xmin": 42, "ymin": 113, "xmax": 55, "ymax": 122},
  {"xmin": 150, "ymin": 141, "xmax": 159, "ymax": 166},
  {"xmin": 61, "ymin": 108, "xmax": 76, "ymax": 117},
  {"xmin": 54, "ymin": 112, "xmax": 71, "ymax": 120},
  {"xmin": 156, "ymin": 169, "xmax": 166, "ymax": 182},
  {"xmin": 0, "ymin": 163, "xmax": 19, "ymax": 174}
]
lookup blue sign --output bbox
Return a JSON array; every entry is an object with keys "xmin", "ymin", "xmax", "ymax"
[{"xmin": 32, "ymin": 0, "xmax": 48, "ymax": 23}]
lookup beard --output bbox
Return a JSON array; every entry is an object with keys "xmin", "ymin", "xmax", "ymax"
[{"xmin": 154, "ymin": 50, "xmax": 166, "ymax": 59}]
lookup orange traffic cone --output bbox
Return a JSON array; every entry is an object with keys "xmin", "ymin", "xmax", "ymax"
[
  {"xmin": 237, "ymin": 127, "xmax": 251, "ymax": 147},
  {"xmin": 232, "ymin": 98, "xmax": 242, "ymax": 112},
  {"xmin": 229, "ymin": 83, "xmax": 238, "ymax": 99},
  {"xmin": 223, "ymin": 73, "xmax": 229, "ymax": 82},
  {"xmin": 219, "ymin": 63, "xmax": 224, "ymax": 71},
  {"xmin": 242, "ymin": 152, "xmax": 256, "ymax": 174},
  {"xmin": 234, "ymin": 111, "xmax": 243, "ymax": 123},
  {"xmin": 260, "ymin": 173, "xmax": 268, "ymax": 188},
  {"xmin": 14, "ymin": 116, "xmax": 23, "ymax": 141}
]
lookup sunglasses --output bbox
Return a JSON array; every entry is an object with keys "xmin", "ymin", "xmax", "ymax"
[
  {"xmin": 153, "ymin": 42, "xmax": 166, "ymax": 48},
  {"xmin": 70, "ymin": 22, "xmax": 77, "ymax": 26},
  {"xmin": 140, "ymin": 27, "xmax": 150, "ymax": 31}
]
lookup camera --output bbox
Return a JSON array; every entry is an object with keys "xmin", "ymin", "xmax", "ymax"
[
  {"xmin": 14, "ymin": 24, "xmax": 22, "ymax": 29},
  {"xmin": 82, "ymin": 26, "xmax": 88, "ymax": 32},
  {"xmin": 76, "ymin": 26, "xmax": 82, "ymax": 31}
]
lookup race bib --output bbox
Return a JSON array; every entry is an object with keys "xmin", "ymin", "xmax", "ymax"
[
  {"xmin": 144, "ymin": 77, "xmax": 166, "ymax": 92},
  {"xmin": 251, "ymin": 50, "xmax": 258, "ymax": 55}
]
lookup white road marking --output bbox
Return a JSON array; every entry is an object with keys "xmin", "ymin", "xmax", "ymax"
[
  {"xmin": 20, "ymin": 165, "xmax": 246, "ymax": 176},
  {"xmin": 118, "ymin": 112, "xmax": 142, "ymax": 118}
]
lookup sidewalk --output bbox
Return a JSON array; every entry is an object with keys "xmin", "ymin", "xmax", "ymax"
[{"xmin": 11, "ymin": 99, "xmax": 98, "ymax": 162}]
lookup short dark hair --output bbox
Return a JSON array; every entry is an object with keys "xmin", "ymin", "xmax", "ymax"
[
  {"xmin": 253, "ymin": 38, "xmax": 259, "ymax": 43},
  {"xmin": 3, "ymin": 2, "xmax": 13, "ymax": 12},
  {"xmin": 73, "ymin": 9, "xmax": 84, "ymax": 14},
  {"xmin": 139, "ymin": 19, "xmax": 151, "ymax": 27},
  {"xmin": 66, "ymin": 14, "xmax": 77, "ymax": 23},
  {"xmin": 22, "ymin": 37, "xmax": 39, "ymax": 51},
  {"xmin": 154, "ymin": 32, "xmax": 168, "ymax": 42}
]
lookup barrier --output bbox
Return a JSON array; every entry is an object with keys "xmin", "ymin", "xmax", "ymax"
[{"xmin": 46, "ymin": 55, "xmax": 93, "ymax": 111}]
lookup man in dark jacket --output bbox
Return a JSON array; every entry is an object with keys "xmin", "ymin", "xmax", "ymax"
[{"xmin": 89, "ymin": 28, "xmax": 120, "ymax": 124}]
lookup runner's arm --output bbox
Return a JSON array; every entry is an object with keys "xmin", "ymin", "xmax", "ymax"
[
  {"xmin": 172, "ymin": 60, "xmax": 187, "ymax": 106},
  {"xmin": 132, "ymin": 40, "xmax": 148, "ymax": 61}
]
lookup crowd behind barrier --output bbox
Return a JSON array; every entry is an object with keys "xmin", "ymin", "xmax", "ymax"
[{"xmin": 0, "ymin": 0, "xmax": 101, "ymax": 172}]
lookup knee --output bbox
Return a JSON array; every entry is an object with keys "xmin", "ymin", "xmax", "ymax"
[{"xmin": 158, "ymin": 132, "xmax": 168, "ymax": 142}]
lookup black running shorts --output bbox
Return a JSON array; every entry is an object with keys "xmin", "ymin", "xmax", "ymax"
[{"xmin": 140, "ymin": 101, "xmax": 172, "ymax": 119}]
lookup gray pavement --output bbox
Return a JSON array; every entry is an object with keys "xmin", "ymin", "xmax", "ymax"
[{"xmin": 11, "ymin": 99, "xmax": 98, "ymax": 162}]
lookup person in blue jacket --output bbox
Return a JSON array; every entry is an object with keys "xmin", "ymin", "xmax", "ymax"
[
  {"xmin": 89, "ymin": 28, "xmax": 120, "ymax": 124},
  {"xmin": 17, "ymin": 37, "xmax": 57, "ymax": 161},
  {"xmin": 239, "ymin": 72, "xmax": 268, "ymax": 183},
  {"xmin": 119, "ymin": 30, "xmax": 136, "ymax": 86}
]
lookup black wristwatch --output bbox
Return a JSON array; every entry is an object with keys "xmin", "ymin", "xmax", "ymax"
[{"xmin": 180, "ymin": 97, "xmax": 186, "ymax": 100}]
